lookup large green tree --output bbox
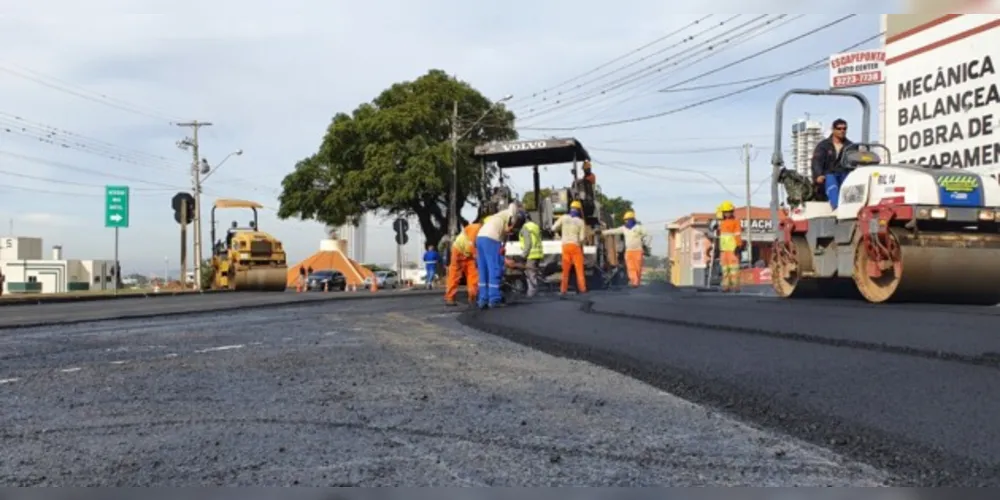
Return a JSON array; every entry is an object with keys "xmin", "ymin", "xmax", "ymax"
[
  {"xmin": 277, "ymin": 69, "xmax": 517, "ymax": 246},
  {"xmin": 520, "ymin": 187, "xmax": 635, "ymax": 227}
]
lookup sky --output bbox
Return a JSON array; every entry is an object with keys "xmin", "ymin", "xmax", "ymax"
[{"xmin": 0, "ymin": 3, "xmax": 903, "ymax": 275}]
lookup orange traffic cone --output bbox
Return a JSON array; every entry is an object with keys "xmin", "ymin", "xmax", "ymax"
[{"xmin": 370, "ymin": 278, "xmax": 378, "ymax": 292}]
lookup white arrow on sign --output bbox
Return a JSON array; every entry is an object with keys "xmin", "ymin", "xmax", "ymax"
[{"xmin": 109, "ymin": 214, "xmax": 123, "ymax": 222}]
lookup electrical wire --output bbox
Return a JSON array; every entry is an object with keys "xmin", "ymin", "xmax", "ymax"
[
  {"xmin": 516, "ymin": 15, "xmax": 758, "ymax": 120},
  {"xmin": 562, "ymin": 14, "xmax": 806, "ymax": 126},
  {"xmin": 526, "ymin": 14, "xmax": 803, "ymax": 126},
  {"xmin": 510, "ymin": 15, "xmax": 715, "ymax": 110},
  {"xmin": 590, "ymin": 145, "xmax": 744, "ymax": 155},
  {"xmin": 518, "ymin": 32, "xmax": 884, "ymax": 132},
  {"xmin": 0, "ymin": 62, "xmax": 185, "ymax": 123},
  {"xmin": 657, "ymin": 14, "xmax": 856, "ymax": 92}
]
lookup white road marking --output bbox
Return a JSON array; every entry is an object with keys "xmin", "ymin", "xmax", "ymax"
[
  {"xmin": 0, "ymin": 378, "xmax": 19, "ymax": 384},
  {"xmin": 164, "ymin": 353, "xmax": 178, "ymax": 358},
  {"xmin": 60, "ymin": 367, "xmax": 81, "ymax": 373},
  {"xmin": 195, "ymin": 344, "xmax": 244, "ymax": 354},
  {"xmin": 109, "ymin": 360, "xmax": 127, "ymax": 365}
]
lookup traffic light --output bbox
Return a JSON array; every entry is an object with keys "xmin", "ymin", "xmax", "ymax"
[
  {"xmin": 172, "ymin": 192, "xmax": 195, "ymax": 225},
  {"xmin": 393, "ymin": 218, "xmax": 409, "ymax": 246}
]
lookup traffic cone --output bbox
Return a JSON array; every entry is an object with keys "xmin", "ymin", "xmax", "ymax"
[{"xmin": 370, "ymin": 278, "xmax": 378, "ymax": 292}]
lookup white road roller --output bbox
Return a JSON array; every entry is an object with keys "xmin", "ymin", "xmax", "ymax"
[{"xmin": 769, "ymin": 89, "xmax": 1000, "ymax": 305}]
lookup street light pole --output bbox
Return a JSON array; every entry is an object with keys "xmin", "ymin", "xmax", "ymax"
[
  {"xmin": 176, "ymin": 120, "xmax": 212, "ymax": 290},
  {"xmin": 447, "ymin": 94, "xmax": 513, "ymax": 238}
]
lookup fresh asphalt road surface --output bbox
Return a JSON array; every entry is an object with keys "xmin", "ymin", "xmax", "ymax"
[
  {"xmin": 0, "ymin": 295, "xmax": 887, "ymax": 486},
  {"xmin": 467, "ymin": 288, "xmax": 1000, "ymax": 486},
  {"xmin": 0, "ymin": 289, "xmax": 438, "ymax": 328}
]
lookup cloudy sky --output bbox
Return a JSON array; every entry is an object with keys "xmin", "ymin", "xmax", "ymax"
[{"xmin": 0, "ymin": 3, "xmax": 898, "ymax": 275}]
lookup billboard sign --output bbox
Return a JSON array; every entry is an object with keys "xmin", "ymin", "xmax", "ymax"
[{"xmin": 829, "ymin": 49, "xmax": 886, "ymax": 89}]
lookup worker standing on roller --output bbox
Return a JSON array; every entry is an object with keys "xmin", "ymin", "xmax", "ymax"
[
  {"xmin": 717, "ymin": 201, "xmax": 745, "ymax": 293},
  {"xmin": 552, "ymin": 200, "xmax": 587, "ymax": 296},
  {"xmin": 476, "ymin": 202, "xmax": 520, "ymax": 309},
  {"xmin": 445, "ymin": 221, "xmax": 481, "ymax": 306},
  {"xmin": 603, "ymin": 211, "xmax": 651, "ymax": 288},
  {"xmin": 519, "ymin": 213, "xmax": 544, "ymax": 297},
  {"xmin": 811, "ymin": 118, "xmax": 853, "ymax": 209}
]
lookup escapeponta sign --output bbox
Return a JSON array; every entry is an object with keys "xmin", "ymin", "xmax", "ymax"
[
  {"xmin": 885, "ymin": 15, "xmax": 1000, "ymax": 169},
  {"xmin": 829, "ymin": 49, "xmax": 886, "ymax": 89}
]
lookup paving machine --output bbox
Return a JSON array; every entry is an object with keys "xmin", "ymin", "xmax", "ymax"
[
  {"xmin": 770, "ymin": 88, "xmax": 1000, "ymax": 304},
  {"xmin": 209, "ymin": 198, "xmax": 288, "ymax": 291},
  {"xmin": 472, "ymin": 138, "xmax": 624, "ymax": 291}
]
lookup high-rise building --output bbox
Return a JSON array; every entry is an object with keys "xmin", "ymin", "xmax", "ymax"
[
  {"xmin": 791, "ymin": 119, "xmax": 824, "ymax": 177},
  {"xmin": 336, "ymin": 216, "xmax": 367, "ymax": 262}
]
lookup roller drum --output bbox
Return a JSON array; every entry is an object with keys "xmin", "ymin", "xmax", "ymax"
[
  {"xmin": 854, "ymin": 228, "xmax": 1000, "ymax": 305},
  {"xmin": 233, "ymin": 267, "xmax": 288, "ymax": 292}
]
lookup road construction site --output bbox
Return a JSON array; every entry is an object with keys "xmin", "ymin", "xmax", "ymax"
[{"xmin": 0, "ymin": 287, "xmax": 997, "ymax": 486}]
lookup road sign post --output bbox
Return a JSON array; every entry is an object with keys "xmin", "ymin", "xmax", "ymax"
[
  {"xmin": 393, "ymin": 218, "xmax": 409, "ymax": 278},
  {"xmin": 105, "ymin": 186, "xmax": 130, "ymax": 296}
]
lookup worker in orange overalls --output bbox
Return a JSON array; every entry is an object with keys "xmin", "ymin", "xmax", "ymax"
[
  {"xmin": 552, "ymin": 200, "xmax": 587, "ymax": 296},
  {"xmin": 445, "ymin": 221, "xmax": 481, "ymax": 306},
  {"xmin": 717, "ymin": 200, "xmax": 744, "ymax": 293},
  {"xmin": 603, "ymin": 210, "xmax": 651, "ymax": 287}
]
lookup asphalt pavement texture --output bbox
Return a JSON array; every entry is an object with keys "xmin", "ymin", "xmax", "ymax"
[
  {"xmin": 0, "ymin": 294, "xmax": 888, "ymax": 486},
  {"xmin": 464, "ymin": 286, "xmax": 1000, "ymax": 486}
]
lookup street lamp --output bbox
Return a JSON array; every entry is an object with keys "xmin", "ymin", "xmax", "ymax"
[
  {"xmin": 201, "ymin": 149, "xmax": 244, "ymax": 181},
  {"xmin": 449, "ymin": 94, "xmax": 514, "ymax": 237}
]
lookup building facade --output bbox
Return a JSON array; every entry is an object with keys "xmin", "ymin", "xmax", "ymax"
[
  {"xmin": 336, "ymin": 216, "xmax": 367, "ymax": 263},
  {"xmin": 791, "ymin": 119, "xmax": 823, "ymax": 177},
  {"xmin": 0, "ymin": 236, "xmax": 115, "ymax": 294}
]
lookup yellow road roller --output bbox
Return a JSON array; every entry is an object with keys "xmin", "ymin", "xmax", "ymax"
[{"xmin": 209, "ymin": 198, "xmax": 288, "ymax": 291}]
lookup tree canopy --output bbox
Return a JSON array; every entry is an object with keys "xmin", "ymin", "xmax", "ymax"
[
  {"xmin": 276, "ymin": 69, "xmax": 518, "ymax": 246},
  {"xmin": 520, "ymin": 187, "xmax": 635, "ymax": 227}
]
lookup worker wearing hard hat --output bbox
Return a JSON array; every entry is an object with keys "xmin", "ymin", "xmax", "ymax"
[
  {"xmin": 518, "ymin": 212, "xmax": 544, "ymax": 297},
  {"xmin": 475, "ymin": 202, "xmax": 521, "ymax": 309},
  {"xmin": 445, "ymin": 221, "xmax": 481, "ymax": 306},
  {"xmin": 716, "ymin": 201, "xmax": 745, "ymax": 292},
  {"xmin": 551, "ymin": 200, "xmax": 588, "ymax": 296},
  {"xmin": 603, "ymin": 210, "xmax": 651, "ymax": 288}
]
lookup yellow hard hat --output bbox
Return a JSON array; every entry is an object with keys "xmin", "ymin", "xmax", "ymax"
[
  {"xmin": 570, "ymin": 200, "xmax": 583, "ymax": 210},
  {"xmin": 623, "ymin": 210, "xmax": 635, "ymax": 220},
  {"xmin": 719, "ymin": 200, "xmax": 735, "ymax": 212}
]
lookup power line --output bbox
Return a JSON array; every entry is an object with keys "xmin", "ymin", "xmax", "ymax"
[
  {"xmin": 517, "ymin": 15, "xmax": 758, "ymax": 120},
  {"xmin": 558, "ymin": 14, "xmax": 805, "ymax": 126},
  {"xmin": 590, "ymin": 145, "xmax": 744, "ymax": 155},
  {"xmin": 657, "ymin": 14, "xmax": 856, "ymax": 92},
  {"xmin": 0, "ymin": 62, "xmax": 184, "ymax": 123},
  {"xmin": 518, "ymin": 32, "xmax": 883, "ymax": 132},
  {"xmin": 509, "ymin": 15, "xmax": 714, "ymax": 109},
  {"xmin": 525, "ymin": 14, "xmax": 801, "ymax": 126},
  {"xmin": 657, "ymin": 65, "xmax": 823, "ymax": 93}
]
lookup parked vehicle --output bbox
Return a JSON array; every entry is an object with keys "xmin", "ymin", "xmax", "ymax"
[
  {"xmin": 307, "ymin": 270, "xmax": 347, "ymax": 291},
  {"xmin": 363, "ymin": 270, "xmax": 399, "ymax": 289}
]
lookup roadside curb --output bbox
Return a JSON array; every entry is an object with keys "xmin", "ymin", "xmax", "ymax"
[
  {"xmin": 0, "ymin": 289, "xmax": 442, "ymax": 330},
  {"xmin": 0, "ymin": 289, "xmax": 236, "ymax": 307}
]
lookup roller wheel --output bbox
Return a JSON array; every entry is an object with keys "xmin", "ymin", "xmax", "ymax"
[
  {"xmin": 853, "ymin": 228, "xmax": 904, "ymax": 303},
  {"xmin": 770, "ymin": 236, "xmax": 810, "ymax": 298}
]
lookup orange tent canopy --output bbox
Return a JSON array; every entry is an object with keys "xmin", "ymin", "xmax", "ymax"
[{"xmin": 287, "ymin": 249, "xmax": 374, "ymax": 287}]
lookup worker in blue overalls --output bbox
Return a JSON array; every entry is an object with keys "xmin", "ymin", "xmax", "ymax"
[{"xmin": 422, "ymin": 244, "xmax": 440, "ymax": 289}]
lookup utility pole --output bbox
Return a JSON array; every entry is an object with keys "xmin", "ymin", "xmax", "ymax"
[
  {"xmin": 741, "ymin": 143, "xmax": 754, "ymax": 265},
  {"xmin": 448, "ymin": 100, "xmax": 459, "ymax": 237},
  {"xmin": 176, "ymin": 120, "xmax": 212, "ymax": 290}
]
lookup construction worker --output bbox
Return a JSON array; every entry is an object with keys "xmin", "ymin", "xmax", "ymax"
[
  {"xmin": 519, "ymin": 213, "xmax": 544, "ymax": 297},
  {"xmin": 603, "ymin": 211, "xmax": 651, "ymax": 288},
  {"xmin": 582, "ymin": 160, "xmax": 596, "ymax": 185},
  {"xmin": 476, "ymin": 202, "xmax": 520, "ymax": 309},
  {"xmin": 552, "ymin": 200, "xmax": 587, "ymax": 296},
  {"xmin": 422, "ymin": 244, "xmax": 439, "ymax": 289},
  {"xmin": 717, "ymin": 200, "xmax": 744, "ymax": 293},
  {"xmin": 445, "ymin": 222, "xmax": 481, "ymax": 306}
]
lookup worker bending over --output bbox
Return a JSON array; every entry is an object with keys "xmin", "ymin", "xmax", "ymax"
[
  {"xmin": 475, "ymin": 202, "xmax": 520, "ymax": 309},
  {"xmin": 603, "ymin": 211, "xmax": 651, "ymax": 287},
  {"xmin": 717, "ymin": 201, "xmax": 745, "ymax": 293},
  {"xmin": 445, "ymin": 222, "xmax": 481, "ymax": 306},
  {"xmin": 519, "ymin": 213, "xmax": 544, "ymax": 297},
  {"xmin": 552, "ymin": 200, "xmax": 588, "ymax": 296}
]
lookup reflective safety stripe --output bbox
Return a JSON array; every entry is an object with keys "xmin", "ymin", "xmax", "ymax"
[{"xmin": 719, "ymin": 232, "xmax": 739, "ymax": 252}]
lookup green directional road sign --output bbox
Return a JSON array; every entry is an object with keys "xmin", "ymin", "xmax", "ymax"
[{"xmin": 105, "ymin": 185, "xmax": 130, "ymax": 228}]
